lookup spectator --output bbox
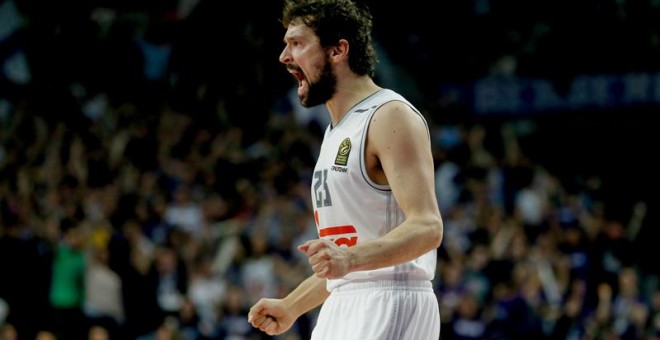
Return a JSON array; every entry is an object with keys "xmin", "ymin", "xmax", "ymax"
[{"xmin": 49, "ymin": 221, "xmax": 87, "ymax": 340}]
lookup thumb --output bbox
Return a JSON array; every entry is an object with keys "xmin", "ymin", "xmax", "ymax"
[{"xmin": 297, "ymin": 240, "xmax": 314, "ymax": 253}]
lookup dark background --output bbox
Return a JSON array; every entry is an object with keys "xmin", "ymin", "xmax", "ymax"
[{"xmin": 0, "ymin": 0, "xmax": 658, "ymax": 339}]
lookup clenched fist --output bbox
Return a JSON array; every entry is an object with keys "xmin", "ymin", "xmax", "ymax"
[{"xmin": 298, "ymin": 239, "xmax": 353, "ymax": 279}]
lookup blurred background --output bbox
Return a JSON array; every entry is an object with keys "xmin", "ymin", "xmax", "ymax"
[{"xmin": 0, "ymin": 0, "xmax": 658, "ymax": 339}]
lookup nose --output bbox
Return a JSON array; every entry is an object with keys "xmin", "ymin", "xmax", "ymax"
[{"xmin": 279, "ymin": 46, "xmax": 291, "ymax": 64}]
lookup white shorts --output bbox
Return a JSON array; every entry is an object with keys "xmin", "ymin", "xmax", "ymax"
[{"xmin": 311, "ymin": 280, "xmax": 440, "ymax": 340}]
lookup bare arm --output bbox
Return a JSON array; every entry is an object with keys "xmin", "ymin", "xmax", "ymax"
[
  {"xmin": 282, "ymin": 273, "xmax": 330, "ymax": 317},
  {"xmin": 248, "ymin": 267, "xmax": 329, "ymax": 335},
  {"xmin": 349, "ymin": 101, "xmax": 443, "ymax": 270}
]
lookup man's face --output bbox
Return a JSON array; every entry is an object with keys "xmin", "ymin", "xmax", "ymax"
[{"xmin": 280, "ymin": 24, "xmax": 337, "ymax": 107}]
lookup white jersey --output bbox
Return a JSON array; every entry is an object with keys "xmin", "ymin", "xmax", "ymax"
[{"xmin": 311, "ymin": 88, "xmax": 437, "ymax": 291}]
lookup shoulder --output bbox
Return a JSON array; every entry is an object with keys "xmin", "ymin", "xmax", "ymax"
[
  {"xmin": 368, "ymin": 89, "xmax": 423, "ymax": 119},
  {"xmin": 370, "ymin": 98, "xmax": 427, "ymax": 134},
  {"xmin": 366, "ymin": 100, "xmax": 430, "ymax": 161}
]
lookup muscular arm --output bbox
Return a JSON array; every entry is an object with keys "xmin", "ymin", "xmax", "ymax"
[{"xmin": 348, "ymin": 101, "xmax": 443, "ymax": 272}]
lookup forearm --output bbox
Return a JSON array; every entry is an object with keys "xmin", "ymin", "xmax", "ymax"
[
  {"xmin": 283, "ymin": 274, "xmax": 330, "ymax": 318},
  {"xmin": 348, "ymin": 215, "xmax": 442, "ymax": 272}
]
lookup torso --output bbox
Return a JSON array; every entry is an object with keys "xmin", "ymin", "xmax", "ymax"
[{"xmin": 311, "ymin": 89, "xmax": 437, "ymax": 290}]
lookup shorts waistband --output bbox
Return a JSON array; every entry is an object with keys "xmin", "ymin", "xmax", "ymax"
[{"xmin": 331, "ymin": 280, "xmax": 433, "ymax": 293}]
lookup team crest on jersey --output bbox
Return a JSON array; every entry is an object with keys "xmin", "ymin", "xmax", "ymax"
[{"xmin": 334, "ymin": 138, "xmax": 351, "ymax": 166}]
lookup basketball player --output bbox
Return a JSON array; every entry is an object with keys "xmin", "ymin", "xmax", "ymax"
[{"xmin": 247, "ymin": 0, "xmax": 444, "ymax": 339}]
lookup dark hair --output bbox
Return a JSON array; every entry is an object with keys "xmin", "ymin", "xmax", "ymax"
[{"xmin": 282, "ymin": 0, "xmax": 378, "ymax": 77}]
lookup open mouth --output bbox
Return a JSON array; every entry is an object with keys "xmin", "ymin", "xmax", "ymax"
[
  {"xmin": 287, "ymin": 65, "xmax": 306, "ymax": 87},
  {"xmin": 294, "ymin": 72, "xmax": 305, "ymax": 86}
]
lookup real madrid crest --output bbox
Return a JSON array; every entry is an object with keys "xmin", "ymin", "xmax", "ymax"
[{"xmin": 334, "ymin": 138, "xmax": 351, "ymax": 166}]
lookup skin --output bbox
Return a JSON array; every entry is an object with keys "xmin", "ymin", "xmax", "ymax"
[{"xmin": 247, "ymin": 22, "xmax": 443, "ymax": 336}]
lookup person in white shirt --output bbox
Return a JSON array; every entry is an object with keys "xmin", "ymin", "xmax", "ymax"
[{"xmin": 247, "ymin": 0, "xmax": 444, "ymax": 339}]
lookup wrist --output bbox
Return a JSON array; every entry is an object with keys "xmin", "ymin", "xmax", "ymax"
[{"xmin": 346, "ymin": 246, "xmax": 361, "ymax": 272}]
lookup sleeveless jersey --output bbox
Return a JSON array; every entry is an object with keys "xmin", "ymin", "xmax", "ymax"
[{"xmin": 311, "ymin": 89, "xmax": 437, "ymax": 291}]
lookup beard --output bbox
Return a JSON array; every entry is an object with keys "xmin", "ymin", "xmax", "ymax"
[{"xmin": 300, "ymin": 58, "xmax": 336, "ymax": 108}]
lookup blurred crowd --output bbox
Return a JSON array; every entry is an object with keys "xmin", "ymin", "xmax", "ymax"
[{"xmin": 1, "ymin": 0, "xmax": 658, "ymax": 339}]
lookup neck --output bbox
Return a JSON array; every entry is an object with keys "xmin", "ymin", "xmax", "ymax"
[{"xmin": 325, "ymin": 75, "xmax": 381, "ymax": 127}]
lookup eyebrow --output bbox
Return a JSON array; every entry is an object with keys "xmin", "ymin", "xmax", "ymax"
[{"xmin": 283, "ymin": 33, "xmax": 303, "ymax": 44}]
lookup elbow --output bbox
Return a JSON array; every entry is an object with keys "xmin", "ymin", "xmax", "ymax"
[
  {"xmin": 427, "ymin": 218, "xmax": 444, "ymax": 249},
  {"xmin": 434, "ymin": 224, "xmax": 444, "ymax": 249}
]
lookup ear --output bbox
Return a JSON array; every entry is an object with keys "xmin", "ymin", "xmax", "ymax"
[{"xmin": 328, "ymin": 39, "xmax": 349, "ymax": 60}]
